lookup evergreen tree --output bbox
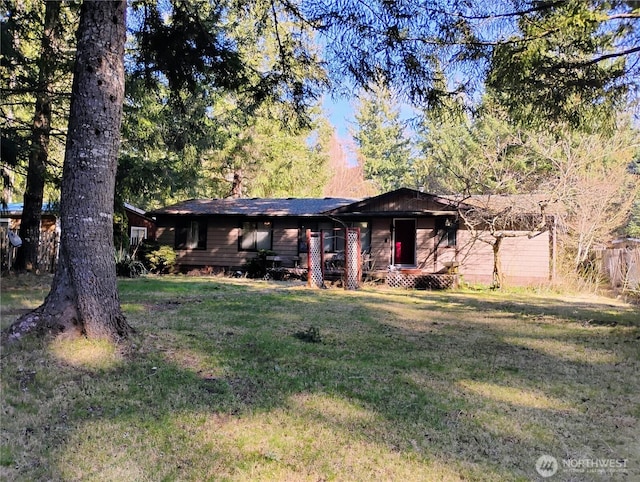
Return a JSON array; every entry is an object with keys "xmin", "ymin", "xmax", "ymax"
[
  {"xmin": 119, "ymin": 0, "xmax": 329, "ymax": 207},
  {"xmin": 352, "ymin": 84, "xmax": 413, "ymax": 192},
  {"xmin": 201, "ymin": 105, "xmax": 330, "ymax": 199},
  {"xmin": 14, "ymin": 0, "xmax": 68, "ymax": 271},
  {"xmin": 414, "ymin": 103, "xmax": 543, "ymax": 195},
  {"xmin": 8, "ymin": 0, "xmax": 131, "ymax": 341},
  {"xmin": 1, "ymin": 1, "xmax": 76, "ymax": 207},
  {"xmin": 627, "ymin": 200, "xmax": 640, "ymax": 238},
  {"xmin": 486, "ymin": 0, "xmax": 639, "ymax": 131},
  {"xmin": 5, "ymin": 0, "xmax": 328, "ymax": 341}
]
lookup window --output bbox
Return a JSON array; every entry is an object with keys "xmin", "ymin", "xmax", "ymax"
[
  {"xmin": 351, "ymin": 221, "xmax": 371, "ymax": 253},
  {"xmin": 297, "ymin": 222, "xmax": 342, "ymax": 253},
  {"xmin": 130, "ymin": 226, "xmax": 147, "ymax": 246},
  {"xmin": 298, "ymin": 222, "xmax": 317, "ymax": 252},
  {"xmin": 436, "ymin": 217, "xmax": 457, "ymax": 247},
  {"xmin": 240, "ymin": 221, "xmax": 272, "ymax": 251},
  {"xmin": 320, "ymin": 222, "xmax": 341, "ymax": 253},
  {"xmin": 176, "ymin": 219, "xmax": 207, "ymax": 249},
  {"xmin": 298, "ymin": 221, "xmax": 370, "ymax": 253}
]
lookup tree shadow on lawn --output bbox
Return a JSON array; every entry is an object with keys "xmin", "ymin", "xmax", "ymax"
[
  {"xmin": 426, "ymin": 291, "xmax": 639, "ymax": 327},
  {"xmin": 2, "ymin": 282, "xmax": 638, "ymax": 481}
]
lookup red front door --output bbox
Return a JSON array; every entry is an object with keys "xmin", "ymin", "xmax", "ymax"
[{"xmin": 393, "ymin": 219, "xmax": 416, "ymax": 265}]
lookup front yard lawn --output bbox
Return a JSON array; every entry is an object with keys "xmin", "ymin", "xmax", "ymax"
[{"xmin": 1, "ymin": 276, "xmax": 638, "ymax": 481}]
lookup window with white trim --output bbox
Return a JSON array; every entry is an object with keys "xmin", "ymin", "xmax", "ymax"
[{"xmin": 130, "ymin": 226, "xmax": 147, "ymax": 246}]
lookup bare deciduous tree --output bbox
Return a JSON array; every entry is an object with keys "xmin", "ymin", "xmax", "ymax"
[
  {"xmin": 533, "ymin": 126, "xmax": 640, "ymax": 273},
  {"xmin": 323, "ymin": 133, "xmax": 377, "ymax": 198}
]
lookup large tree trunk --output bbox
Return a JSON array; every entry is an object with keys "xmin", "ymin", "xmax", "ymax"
[
  {"xmin": 6, "ymin": 0, "xmax": 131, "ymax": 342},
  {"xmin": 15, "ymin": 0, "xmax": 61, "ymax": 272}
]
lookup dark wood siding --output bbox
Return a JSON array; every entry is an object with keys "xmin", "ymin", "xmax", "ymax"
[
  {"xmin": 342, "ymin": 191, "xmax": 455, "ymax": 214},
  {"xmin": 271, "ymin": 218, "xmax": 299, "ymax": 263},
  {"xmin": 155, "ymin": 210, "xmax": 551, "ymax": 285},
  {"xmin": 157, "ymin": 216, "xmax": 303, "ymax": 270},
  {"xmin": 369, "ymin": 218, "xmax": 392, "ymax": 269},
  {"xmin": 126, "ymin": 211, "xmax": 156, "ymax": 240}
]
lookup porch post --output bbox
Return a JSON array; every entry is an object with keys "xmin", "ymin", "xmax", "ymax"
[{"xmin": 307, "ymin": 229, "xmax": 325, "ymax": 288}]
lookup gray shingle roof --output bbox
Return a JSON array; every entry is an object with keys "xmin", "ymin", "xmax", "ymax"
[
  {"xmin": 149, "ymin": 197, "xmax": 359, "ymax": 217},
  {"xmin": 147, "ymin": 189, "xmax": 564, "ymax": 219}
]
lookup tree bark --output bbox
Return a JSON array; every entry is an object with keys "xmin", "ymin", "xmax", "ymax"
[
  {"xmin": 6, "ymin": 0, "xmax": 131, "ymax": 342},
  {"xmin": 229, "ymin": 168, "xmax": 243, "ymax": 198},
  {"xmin": 15, "ymin": 0, "xmax": 61, "ymax": 272},
  {"xmin": 492, "ymin": 235, "xmax": 504, "ymax": 289}
]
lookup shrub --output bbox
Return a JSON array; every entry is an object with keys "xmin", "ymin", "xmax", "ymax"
[
  {"xmin": 135, "ymin": 239, "xmax": 159, "ymax": 260},
  {"xmin": 242, "ymin": 249, "xmax": 276, "ymax": 278},
  {"xmin": 115, "ymin": 249, "xmax": 147, "ymax": 278},
  {"xmin": 144, "ymin": 245, "xmax": 177, "ymax": 274}
]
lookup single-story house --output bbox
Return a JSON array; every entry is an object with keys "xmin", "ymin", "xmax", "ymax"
[{"xmin": 149, "ymin": 188, "xmax": 556, "ymax": 286}]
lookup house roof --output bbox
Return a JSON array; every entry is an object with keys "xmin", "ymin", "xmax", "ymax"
[
  {"xmin": 326, "ymin": 187, "xmax": 466, "ymax": 216},
  {"xmin": 149, "ymin": 197, "xmax": 359, "ymax": 217},
  {"xmin": 124, "ymin": 202, "xmax": 156, "ymax": 223},
  {"xmin": 124, "ymin": 202, "xmax": 147, "ymax": 217},
  {"xmin": 148, "ymin": 188, "xmax": 563, "ymax": 219}
]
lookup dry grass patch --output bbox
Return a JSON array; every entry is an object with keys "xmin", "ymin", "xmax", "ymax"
[
  {"xmin": 502, "ymin": 336, "xmax": 621, "ymax": 364},
  {"xmin": 456, "ymin": 380, "xmax": 576, "ymax": 411},
  {"xmin": 49, "ymin": 338, "xmax": 122, "ymax": 370}
]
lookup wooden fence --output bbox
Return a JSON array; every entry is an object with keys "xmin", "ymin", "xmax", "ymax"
[
  {"xmin": 598, "ymin": 245, "xmax": 640, "ymax": 292},
  {"xmin": 0, "ymin": 228, "xmax": 59, "ymax": 273}
]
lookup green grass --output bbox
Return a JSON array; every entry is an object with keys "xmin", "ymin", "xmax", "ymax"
[{"xmin": 1, "ymin": 274, "xmax": 639, "ymax": 481}]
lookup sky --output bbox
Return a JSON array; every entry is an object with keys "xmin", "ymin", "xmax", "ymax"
[{"xmin": 323, "ymin": 95, "xmax": 355, "ymax": 139}]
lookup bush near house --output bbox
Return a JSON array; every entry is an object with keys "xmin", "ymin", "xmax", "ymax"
[
  {"xmin": 137, "ymin": 240, "xmax": 177, "ymax": 274},
  {"xmin": 242, "ymin": 249, "xmax": 277, "ymax": 278},
  {"xmin": 114, "ymin": 249, "xmax": 147, "ymax": 278}
]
